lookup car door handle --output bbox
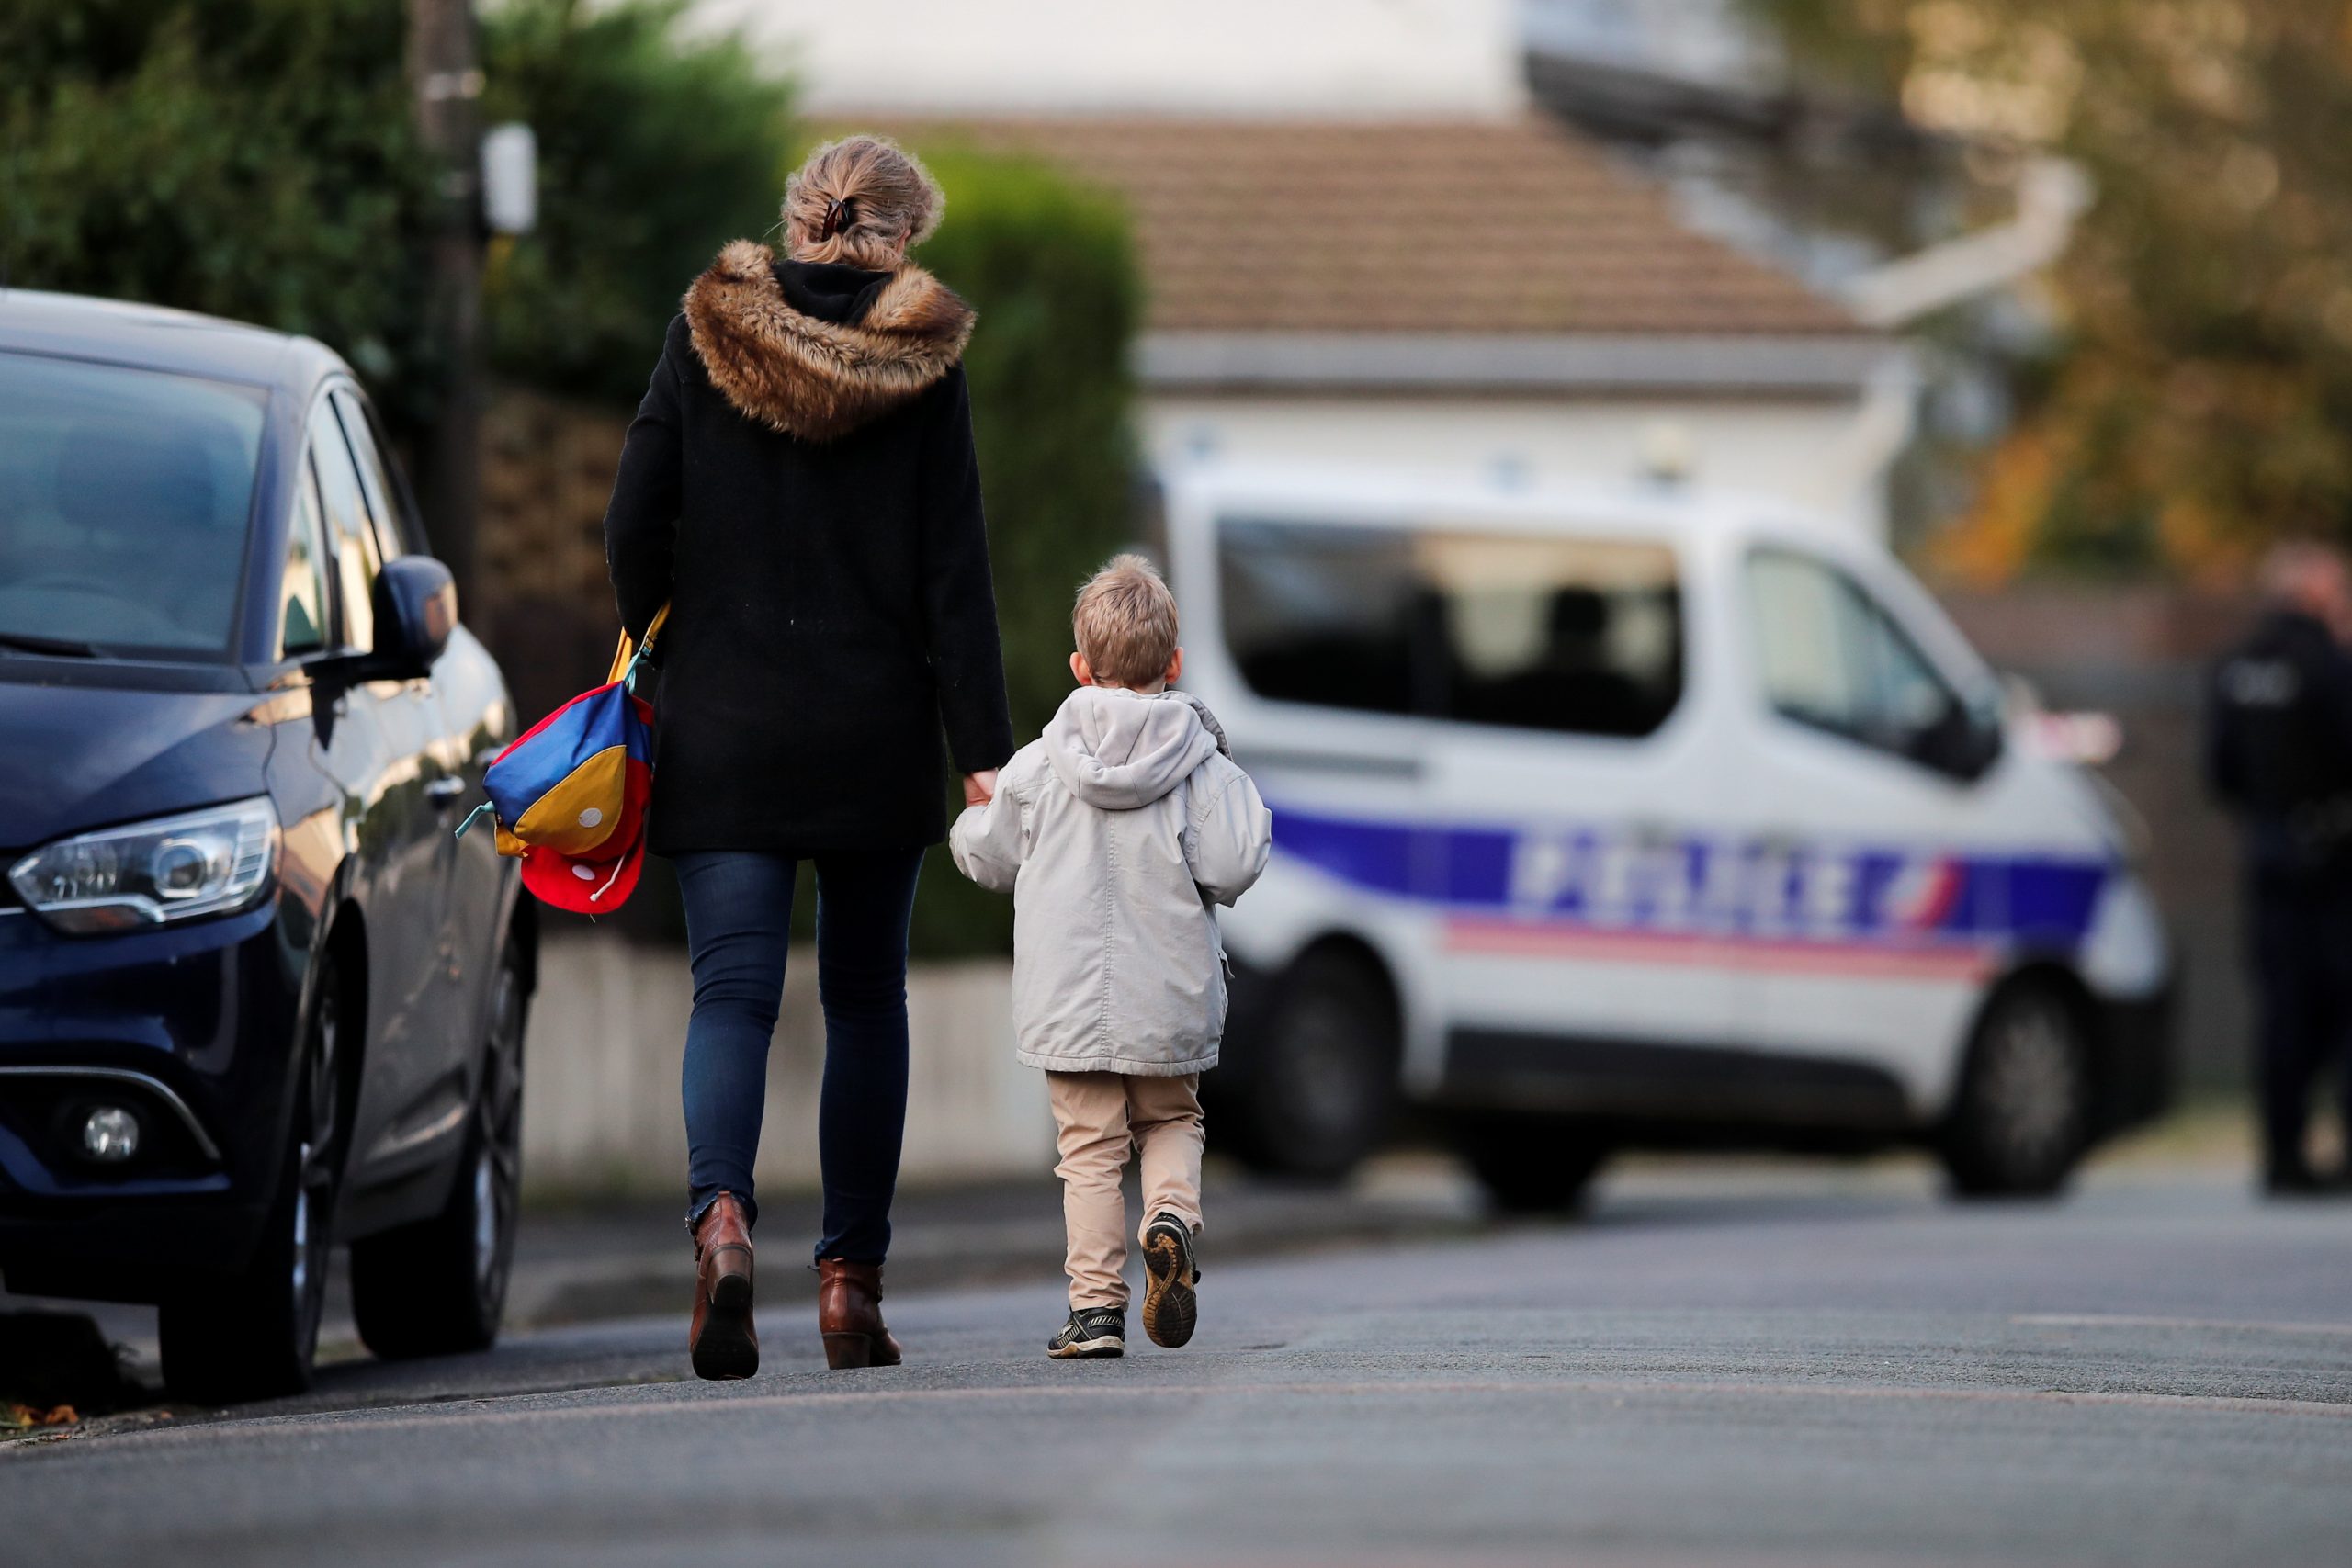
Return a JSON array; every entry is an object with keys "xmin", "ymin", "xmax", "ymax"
[{"xmin": 424, "ymin": 777, "xmax": 468, "ymax": 809}]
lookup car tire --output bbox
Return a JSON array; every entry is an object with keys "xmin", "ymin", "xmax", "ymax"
[
  {"xmin": 1454, "ymin": 1117, "xmax": 1611, "ymax": 1213},
  {"xmin": 1224, "ymin": 948, "xmax": 1397, "ymax": 1182},
  {"xmin": 350, "ymin": 942, "xmax": 526, "ymax": 1360},
  {"xmin": 159, "ymin": 953, "xmax": 347, "ymax": 1405},
  {"xmin": 1939, "ymin": 979, "xmax": 2091, "ymax": 1199}
]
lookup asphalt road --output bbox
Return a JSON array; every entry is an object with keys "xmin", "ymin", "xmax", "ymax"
[{"xmin": 6, "ymin": 1162, "xmax": 2351, "ymax": 1567}]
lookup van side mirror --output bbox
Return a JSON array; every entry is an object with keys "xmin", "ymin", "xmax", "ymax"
[
  {"xmin": 1911, "ymin": 701, "xmax": 2003, "ymax": 783},
  {"xmin": 370, "ymin": 556, "xmax": 458, "ymax": 675}
]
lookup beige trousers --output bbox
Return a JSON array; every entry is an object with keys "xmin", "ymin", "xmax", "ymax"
[{"xmin": 1046, "ymin": 1070, "xmax": 1204, "ymax": 1310}]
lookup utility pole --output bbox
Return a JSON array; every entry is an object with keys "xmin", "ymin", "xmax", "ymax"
[{"xmin": 408, "ymin": 0, "xmax": 485, "ymax": 609}]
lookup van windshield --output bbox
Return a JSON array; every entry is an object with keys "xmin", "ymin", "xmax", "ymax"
[{"xmin": 0, "ymin": 351, "xmax": 266, "ymax": 661}]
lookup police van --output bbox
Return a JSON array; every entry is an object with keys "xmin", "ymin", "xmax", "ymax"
[{"xmin": 1163, "ymin": 465, "xmax": 2174, "ymax": 1206}]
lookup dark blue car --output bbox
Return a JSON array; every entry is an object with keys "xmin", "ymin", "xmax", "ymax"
[{"xmin": 0, "ymin": 289, "xmax": 532, "ymax": 1402}]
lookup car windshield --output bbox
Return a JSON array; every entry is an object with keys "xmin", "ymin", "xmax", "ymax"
[{"xmin": 0, "ymin": 349, "xmax": 268, "ymax": 660}]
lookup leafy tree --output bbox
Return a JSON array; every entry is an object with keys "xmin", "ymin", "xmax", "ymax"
[
  {"xmin": 1744, "ymin": 0, "xmax": 2352, "ymax": 577},
  {"xmin": 479, "ymin": 0, "xmax": 794, "ymax": 404},
  {"xmin": 0, "ymin": 0, "xmax": 436, "ymax": 423}
]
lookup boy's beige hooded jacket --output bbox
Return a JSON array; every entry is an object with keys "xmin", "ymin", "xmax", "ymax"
[{"xmin": 950, "ymin": 686, "xmax": 1272, "ymax": 1076}]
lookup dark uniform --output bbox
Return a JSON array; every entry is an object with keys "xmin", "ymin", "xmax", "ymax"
[{"xmin": 2206, "ymin": 608, "xmax": 2352, "ymax": 1188}]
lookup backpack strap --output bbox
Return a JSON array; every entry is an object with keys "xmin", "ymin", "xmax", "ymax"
[{"xmin": 607, "ymin": 602, "xmax": 673, "ymax": 687}]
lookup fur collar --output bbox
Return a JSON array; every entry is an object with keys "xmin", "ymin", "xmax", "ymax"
[{"xmin": 683, "ymin": 241, "xmax": 975, "ymax": 441}]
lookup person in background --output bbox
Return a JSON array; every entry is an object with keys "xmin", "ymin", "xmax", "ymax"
[
  {"xmin": 951, "ymin": 556, "xmax": 1272, "ymax": 1357},
  {"xmin": 602, "ymin": 136, "xmax": 1014, "ymax": 1377},
  {"xmin": 2207, "ymin": 540, "xmax": 2352, "ymax": 1196}
]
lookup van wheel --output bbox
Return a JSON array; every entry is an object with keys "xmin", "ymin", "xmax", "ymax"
[
  {"xmin": 1940, "ymin": 980, "xmax": 2089, "ymax": 1199},
  {"xmin": 352, "ymin": 943, "xmax": 526, "ymax": 1359},
  {"xmin": 1454, "ymin": 1116, "xmax": 1610, "ymax": 1213},
  {"xmin": 1227, "ymin": 949, "xmax": 1397, "ymax": 1181},
  {"xmin": 161, "ymin": 955, "xmax": 346, "ymax": 1404}
]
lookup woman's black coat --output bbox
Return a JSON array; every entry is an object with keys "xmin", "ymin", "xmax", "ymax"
[{"xmin": 603, "ymin": 243, "xmax": 1015, "ymax": 857}]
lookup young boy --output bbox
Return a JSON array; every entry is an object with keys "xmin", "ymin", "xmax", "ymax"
[{"xmin": 952, "ymin": 555, "xmax": 1272, "ymax": 1357}]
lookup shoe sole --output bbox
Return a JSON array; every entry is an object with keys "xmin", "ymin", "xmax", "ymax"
[
  {"xmin": 823, "ymin": 1331, "xmax": 903, "ymax": 1370},
  {"xmin": 1140, "ymin": 1225, "xmax": 1197, "ymax": 1348},
  {"xmin": 692, "ymin": 1270, "xmax": 759, "ymax": 1381},
  {"xmin": 1048, "ymin": 1336, "xmax": 1125, "ymax": 1359}
]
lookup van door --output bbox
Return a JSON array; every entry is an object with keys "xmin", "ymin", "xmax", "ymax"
[
  {"xmin": 1407, "ymin": 526, "xmax": 1745, "ymax": 1117},
  {"xmin": 1731, "ymin": 545, "xmax": 2014, "ymax": 1120}
]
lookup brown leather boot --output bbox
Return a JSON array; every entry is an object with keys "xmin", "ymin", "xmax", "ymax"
[
  {"xmin": 689, "ymin": 1192, "xmax": 758, "ymax": 1380},
  {"xmin": 816, "ymin": 1257, "xmax": 902, "ymax": 1370}
]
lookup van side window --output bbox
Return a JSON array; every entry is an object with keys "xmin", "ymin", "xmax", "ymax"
[
  {"xmin": 1747, "ymin": 548, "xmax": 1970, "ymax": 769},
  {"xmin": 1420, "ymin": 534, "xmax": 1681, "ymax": 738},
  {"xmin": 1221, "ymin": 521, "xmax": 1419, "ymax": 717},
  {"xmin": 1218, "ymin": 519, "xmax": 1684, "ymax": 737},
  {"xmin": 310, "ymin": 414, "xmax": 381, "ymax": 653},
  {"xmin": 278, "ymin": 460, "xmax": 334, "ymax": 657}
]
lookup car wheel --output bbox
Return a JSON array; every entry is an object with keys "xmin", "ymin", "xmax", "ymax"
[
  {"xmin": 352, "ymin": 941, "xmax": 526, "ymax": 1359},
  {"xmin": 160, "ymin": 954, "xmax": 346, "ymax": 1404},
  {"xmin": 1225, "ymin": 949, "xmax": 1397, "ymax": 1181},
  {"xmin": 1454, "ymin": 1116, "xmax": 1611, "ymax": 1213},
  {"xmin": 1940, "ymin": 980, "xmax": 2090, "ymax": 1199}
]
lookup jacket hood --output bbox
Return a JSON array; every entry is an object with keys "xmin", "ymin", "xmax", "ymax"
[
  {"xmin": 1045, "ymin": 686, "xmax": 1225, "ymax": 811},
  {"xmin": 683, "ymin": 240, "xmax": 975, "ymax": 442}
]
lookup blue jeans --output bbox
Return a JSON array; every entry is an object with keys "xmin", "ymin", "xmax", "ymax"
[{"xmin": 674, "ymin": 847, "xmax": 923, "ymax": 1264}]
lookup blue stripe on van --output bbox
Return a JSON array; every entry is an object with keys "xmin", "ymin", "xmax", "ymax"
[{"xmin": 1271, "ymin": 804, "xmax": 2108, "ymax": 952}]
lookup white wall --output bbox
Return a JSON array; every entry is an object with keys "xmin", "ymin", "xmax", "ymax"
[
  {"xmin": 1141, "ymin": 391, "xmax": 1901, "ymax": 535},
  {"xmin": 687, "ymin": 0, "xmax": 1527, "ymax": 118},
  {"xmin": 521, "ymin": 936, "xmax": 1047, "ymax": 1199}
]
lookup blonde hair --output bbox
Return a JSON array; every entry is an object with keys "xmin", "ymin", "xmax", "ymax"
[
  {"xmin": 782, "ymin": 135, "xmax": 944, "ymax": 271},
  {"xmin": 1073, "ymin": 554, "xmax": 1180, "ymax": 686}
]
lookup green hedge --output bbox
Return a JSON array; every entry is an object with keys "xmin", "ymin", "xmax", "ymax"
[
  {"xmin": 899, "ymin": 146, "xmax": 1142, "ymax": 956},
  {"xmin": 0, "ymin": 0, "xmax": 436, "ymax": 425}
]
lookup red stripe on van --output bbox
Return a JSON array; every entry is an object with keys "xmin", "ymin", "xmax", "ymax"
[{"xmin": 1443, "ymin": 915, "xmax": 1996, "ymax": 982}]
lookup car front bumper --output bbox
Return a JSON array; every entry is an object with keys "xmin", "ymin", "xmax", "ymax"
[{"xmin": 0, "ymin": 897, "xmax": 300, "ymax": 1302}]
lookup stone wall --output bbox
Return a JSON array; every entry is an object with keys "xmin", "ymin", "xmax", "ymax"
[{"xmin": 520, "ymin": 936, "xmax": 1047, "ymax": 1201}]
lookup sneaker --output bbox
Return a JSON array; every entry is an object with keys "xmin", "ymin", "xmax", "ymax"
[
  {"xmin": 1048, "ymin": 1307, "xmax": 1126, "ymax": 1359},
  {"xmin": 1139, "ymin": 1212, "xmax": 1200, "ymax": 1348}
]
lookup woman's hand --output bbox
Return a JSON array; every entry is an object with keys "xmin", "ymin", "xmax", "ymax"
[{"xmin": 962, "ymin": 770, "xmax": 999, "ymax": 807}]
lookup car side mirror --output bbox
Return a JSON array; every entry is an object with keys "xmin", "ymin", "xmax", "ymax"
[{"xmin": 370, "ymin": 556, "xmax": 458, "ymax": 675}]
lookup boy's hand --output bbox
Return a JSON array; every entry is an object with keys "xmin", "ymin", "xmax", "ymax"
[{"xmin": 962, "ymin": 770, "xmax": 999, "ymax": 807}]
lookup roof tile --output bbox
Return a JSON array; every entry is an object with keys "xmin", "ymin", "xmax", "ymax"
[{"xmin": 878, "ymin": 118, "xmax": 1866, "ymax": 338}]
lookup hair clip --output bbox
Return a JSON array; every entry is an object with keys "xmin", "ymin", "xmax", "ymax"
[{"xmin": 820, "ymin": 197, "xmax": 855, "ymax": 238}]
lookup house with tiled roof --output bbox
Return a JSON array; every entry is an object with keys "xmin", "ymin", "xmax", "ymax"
[{"xmin": 710, "ymin": 0, "xmax": 1913, "ymax": 534}]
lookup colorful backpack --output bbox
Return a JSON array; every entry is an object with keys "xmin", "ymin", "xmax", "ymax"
[{"xmin": 457, "ymin": 606, "xmax": 667, "ymax": 913}]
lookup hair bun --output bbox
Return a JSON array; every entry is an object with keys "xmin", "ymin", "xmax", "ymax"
[{"xmin": 784, "ymin": 136, "xmax": 944, "ymax": 271}]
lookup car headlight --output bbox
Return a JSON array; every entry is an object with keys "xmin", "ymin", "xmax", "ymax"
[{"xmin": 9, "ymin": 798, "xmax": 277, "ymax": 934}]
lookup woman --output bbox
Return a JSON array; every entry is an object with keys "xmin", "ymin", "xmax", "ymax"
[{"xmin": 603, "ymin": 136, "xmax": 1012, "ymax": 1380}]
